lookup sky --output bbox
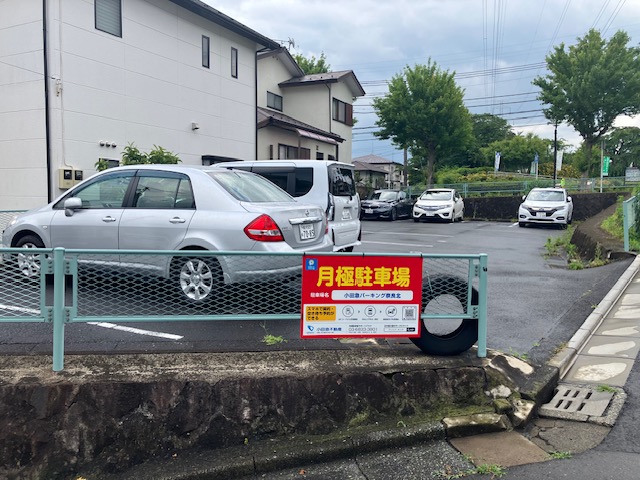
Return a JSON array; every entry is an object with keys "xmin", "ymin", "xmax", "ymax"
[{"xmin": 204, "ymin": 0, "xmax": 640, "ymax": 163}]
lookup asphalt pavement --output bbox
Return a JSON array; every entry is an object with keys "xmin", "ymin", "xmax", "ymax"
[
  {"xmin": 101, "ymin": 255, "xmax": 640, "ymax": 480},
  {"xmin": 233, "ymin": 255, "xmax": 640, "ymax": 479}
]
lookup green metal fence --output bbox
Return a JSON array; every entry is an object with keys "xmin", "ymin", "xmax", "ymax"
[
  {"xmin": 623, "ymin": 196, "xmax": 638, "ymax": 252},
  {"xmin": 0, "ymin": 247, "xmax": 488, "ymax": 370},
  {"xmin": 404, "ymin": 176, "xmax": 632, "ymax": 198}
]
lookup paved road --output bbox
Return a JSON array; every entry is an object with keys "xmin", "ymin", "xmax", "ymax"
[{"xmin": 0, "ymin": 220, "xmax": 632, "ymax": 365}]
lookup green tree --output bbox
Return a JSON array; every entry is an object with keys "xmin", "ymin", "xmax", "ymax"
[
  {"xmin": 373, "ymin": 60, "xmax": 473, "ymax": 187},
  {"xmin": 533, "ymin": 29, "xmax": 640, "ymax": 176},
  {"xmin": 604, "ymin": 126, "xmax": 640, "ymax": 177},
  {"xmin": 482, "ymin": 133, "xmax": 551, "ymax": 172},
  {"xmin": 471, "ymin": 113, "xmax": 514, "ymax": 147},
  {"xmin": 95, "ymin": 142, "xmax": 181, "ymax": 171},
  {"xmin": 462, "ymin": 113, "xmax": 515, "ymax": 167},
  {"xmin": 293, "ymin": 52, "xmax": 330, "ymax": 74}
]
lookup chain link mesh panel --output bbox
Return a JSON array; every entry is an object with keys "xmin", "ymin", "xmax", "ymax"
[
  {"xmin": 1, "ymin": 249, "xmax": 480, "ymax": 321},
  {"xmin": 0, "ymin": 249, "xmax": 46, "ymax": 320}
]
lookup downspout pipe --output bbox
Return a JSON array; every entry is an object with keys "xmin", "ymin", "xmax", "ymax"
[{"xmin": 42, "ymin": 0, "xmax": 53, "ymax": 202}]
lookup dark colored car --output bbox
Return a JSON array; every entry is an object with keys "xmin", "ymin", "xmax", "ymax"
[{"xmin": 360, "ymin": 189, "xmax": 413, "ymax": 221}]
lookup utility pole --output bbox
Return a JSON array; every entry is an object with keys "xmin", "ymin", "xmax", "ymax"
[{"xmin": 553, "ymin": 121, "xmax": 558, "ymax": 186}]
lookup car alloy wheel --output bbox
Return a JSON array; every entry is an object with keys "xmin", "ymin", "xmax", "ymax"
[
  {"xmin": 15, "ymin": 235, "xmax": 45, "ymax": 278},
  {"xmin": 172, "ymin": 255, "xmax": 223, "ymax": 302}
]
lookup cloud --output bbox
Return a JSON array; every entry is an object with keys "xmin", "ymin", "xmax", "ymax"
[{"xmin": 206, "ymin": 0, "xmax": 640, "ymax": 159}]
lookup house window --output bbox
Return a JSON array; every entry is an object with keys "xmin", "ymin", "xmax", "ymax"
[
  {"xmin": 231, "ymin": 47, "xmax": 238, "ymax": 78},
  {"xmin": 95, "ymin": 0, "xmax": 122, "ymax": 37},
  {"xmin": 278, "ymin": 144, "xmax": 310, "ymax": 159},
  {"xmin": 316, "ymin": 152, "xmax": 324, "ymax": 160},
  {"xmin": 267, "ymin": 92, "xmax": 283, "ymax": 111},
  {"xmin": 332, "ymin": 98, "xmax": 353, "ymax": 126},
  {"xmin": 202, "ymin": 35, "xmax": 210, "ymax": 68}
]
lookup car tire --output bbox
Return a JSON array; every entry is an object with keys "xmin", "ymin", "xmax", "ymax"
[
  {"xmin": 14, "ymin": 234, "xmax": 45, "ymax": 278},
  {"xmin": 410, "ymin": 276, "xmax": 479, "ymax": 356},
  {"xmin": 518, "ymin": 222, "xmax": 526, "ymax": 228},
  {"xmin": 171, "ymin": 254, "xmax": 224, "ymax": 303},
  {"xmin": 413, "ymin": 217, "xmax": 419, "ymax": 223},
  {"xmin": 389, "ymin": 208, "xmax": 397, "ymax": 222},
  {"xmin": 342, "ymin": 246, "xmax": 355, "ymax": 252}
]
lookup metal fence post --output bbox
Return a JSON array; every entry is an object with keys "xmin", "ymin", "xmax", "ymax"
[
  {"xmin": 476, "ymin": 254, "xmax": 488, "ymax": 357},
  {"xmin": 52, "ymin": 247, "xmax": 65, "ymax": 372}
]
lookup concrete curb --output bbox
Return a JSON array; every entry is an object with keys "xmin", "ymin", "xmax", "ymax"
[{"xmin": 548, "ymin": 254, "xmax": 640, "ymax": 378}]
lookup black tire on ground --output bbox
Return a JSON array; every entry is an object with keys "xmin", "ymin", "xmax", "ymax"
[
  {"xmin": 413, "ymin": 218, "xmax": 419, "ymax": 223},
  {"xmin": 518, "ymin": 222, "xmax": 526, "ymax": 228},
  {"xmin": 170, "ymin": 254, "xmax": 224, "ymax": 303},
  {"xmin": 389, "ymin": 208, "xmax": 397, "ymax": 221},
  {"xmin": 410, "ymin": 276, "xmax": 479, "ymax": 356},
  {"xmin": 14, "ymin": 234, "xmax": 45, "ymax": 278},
  {"xmin": 342, "ymin": 246, "xmax": 355, "ymax": 252}
]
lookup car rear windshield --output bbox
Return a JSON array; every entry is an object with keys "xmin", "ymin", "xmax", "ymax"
[
  {"xmin": 420, "ymin": 190, "xmax": 452, "ymax": 201},
  {"xmin": 208, "ymin": 170, "xmax": 295, "ymax": 203},
  {"xmin": 369, "ymin": 191, "xmax": 398, "ymax": 201},
  {"xmin": 328, "ymin": 165, "xmax": 356, "ymax": 196},
  {"xmin": 527, "ymin": 190, "xmax": 565, "ymax": 202}
]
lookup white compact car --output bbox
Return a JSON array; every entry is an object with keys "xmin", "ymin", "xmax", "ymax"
[
  {"xmin": 518, "ymin": 187, "xmax": 573, "ymax": 228},
  {"xmin": 413, "ymin": 188, "xmax": 464, "ymax": 223},
  {"xmin": 2, "ymin": 165, "xmax": 333, "ymax": 302}
]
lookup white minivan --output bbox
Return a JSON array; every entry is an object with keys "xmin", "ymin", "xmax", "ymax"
[{"xmin": 220, "ymin": 160, "xmax": 361, "ymax": 251}]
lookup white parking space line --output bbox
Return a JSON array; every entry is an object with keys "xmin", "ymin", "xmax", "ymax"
[
  {"xmin": 87, "ymin": 322, "xmax": 183, "ymax": 340},
  {"xmin": 362, "ymin": 241, "xmax": 434, "ymax": 248},
  {"xmin": 362, "ymin": 230, "xmax": 452, "ymax": 238},
  {"xmin": 0, "ymin": 304, "xmax": 40, "ymax": 314},
  {"xmin": 0, "ymin": 305, "xmax": 184, "ymax": 340}
]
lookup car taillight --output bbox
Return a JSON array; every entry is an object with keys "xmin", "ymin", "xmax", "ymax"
[{"xmin": 244, "ymin": 214, "xmax": 284, "ymax": 242}]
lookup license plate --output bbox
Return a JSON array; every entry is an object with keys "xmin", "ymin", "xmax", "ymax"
[
  {"xmin": 342, "ymin": 210, "xmax": 352, "ymax": 220},
  {"xmin": 299, "ymin": 223, "xmax": 316, "ymax": 240},
  {"xmin": 365, "ymin": 209, "xmax": 373, "ymax": 214},
  {"xmin": 536, "ymin": 212, "xmax": 546, "ymax": 218}
]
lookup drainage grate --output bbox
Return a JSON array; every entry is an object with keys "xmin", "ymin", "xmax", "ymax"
[{"xmin": 542, "ymin": 384, "xmax": 614, "ymax": 417}]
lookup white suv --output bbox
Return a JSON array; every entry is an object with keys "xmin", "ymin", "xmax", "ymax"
[
  {"xmin": 220, "ymin": 160, "xmax": 361, "ymax": 251},
  {"xmin": 518, "ymin": 187, "xmax": 573, "ymax": 228}
]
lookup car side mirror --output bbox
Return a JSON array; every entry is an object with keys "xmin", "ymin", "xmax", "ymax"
[
  {"xmin": 522, "ymin": 195, "xmax": 526, "ymax": 201},
  {"xmin": 567, "ymin": 196, "xmax": 572, "ymax": 203},
  {"xmin": 64, "ymin": 197, "xmax": 82, "ymax": 216}
]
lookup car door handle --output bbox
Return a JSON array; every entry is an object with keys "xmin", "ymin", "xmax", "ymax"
[
  {"xmin": 102, "ymin": 216, "xmax": 117, "ymax": 223},
  {"xmin": 170, "ymin": 217, "xmax": 186, "ymax": 224}
]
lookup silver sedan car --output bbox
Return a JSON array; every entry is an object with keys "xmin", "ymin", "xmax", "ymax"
[{"xmin": 2, "ymin": 165, "xmax": 332, "ymax": 302}]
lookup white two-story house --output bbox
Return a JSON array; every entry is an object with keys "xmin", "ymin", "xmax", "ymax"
[
  {"xmin": 256, "ymin": 47, "xmax": 364, "ymax": 163},
  {"xmin": 0, "ymin": 0, "xmax": 279, "ymax": 209}
]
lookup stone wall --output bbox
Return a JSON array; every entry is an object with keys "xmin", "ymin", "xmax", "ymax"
[{"xmin": 0, "ymin": 351, "xmax": 533, "ymax": 479}]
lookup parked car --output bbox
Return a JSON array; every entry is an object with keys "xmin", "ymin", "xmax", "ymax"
[
  {"xmin": 2, "ymin": 165, "xmax": 333, "ymax": 302},
  {"xmin": 360, "ymin": 189, "xmax": 413, "ymax": 221},
  {"xmin": 219, "ymin": 160, "xmax": 361, "ymax": 252},
  {"xmin": 518, "ymin": 187, "xmax": 573, "ymax": 228},
  {"xmin": 413, "ymin": 188, "xmax": 464, "ymax": 223}
]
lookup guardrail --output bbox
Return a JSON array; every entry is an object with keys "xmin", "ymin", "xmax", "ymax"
[{"xmin": 0, "ymin": 248, "xmax": 488, "ymax": 370}]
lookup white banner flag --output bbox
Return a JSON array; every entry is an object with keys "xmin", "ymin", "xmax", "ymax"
[
  {"xmin": 556, "ymin": 151, "xmax": 564, "ymax": 171},
  {"xmin": 494, "ymin": 152, "xmax": 501, "ymax": 172}
]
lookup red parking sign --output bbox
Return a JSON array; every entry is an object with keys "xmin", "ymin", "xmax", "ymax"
[{"xmin": 301, "ymin": 255, "xmax": 423, "ymax": 338}]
